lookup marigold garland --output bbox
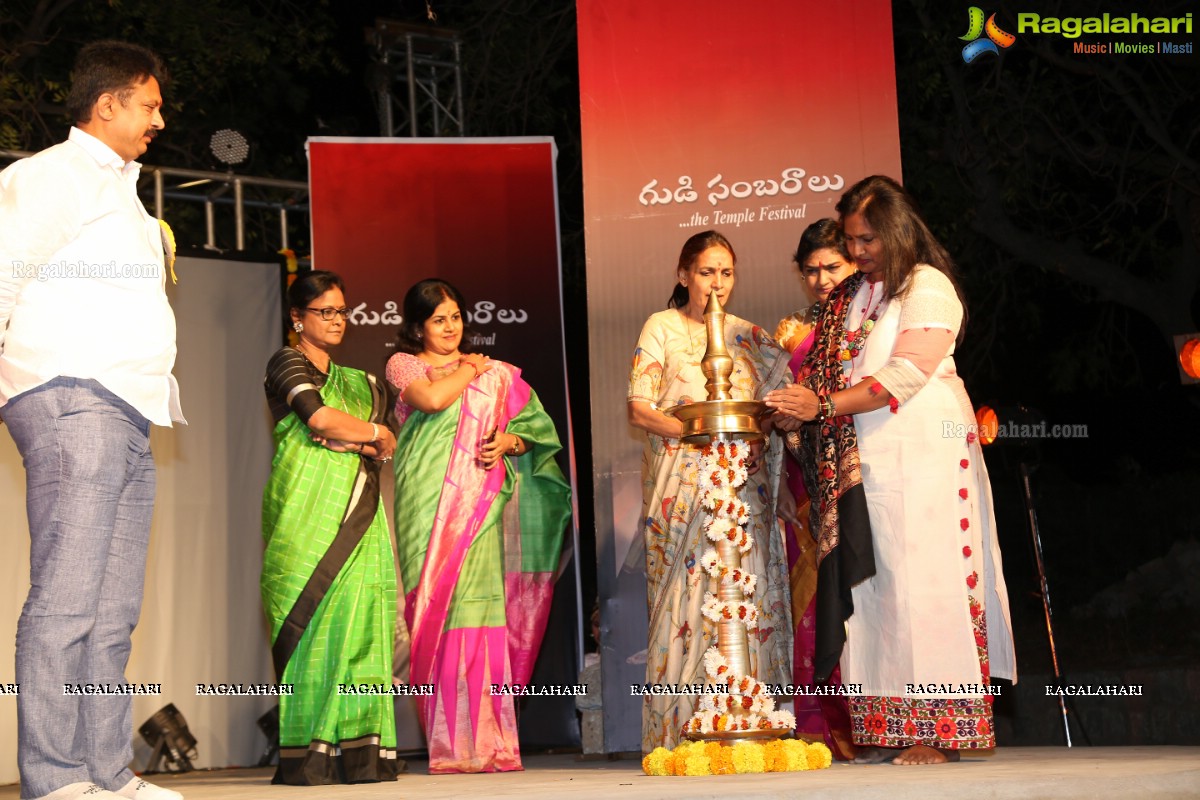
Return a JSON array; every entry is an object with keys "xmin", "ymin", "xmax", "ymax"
[{"xmin": 642, "ymin": 739, "xmax": 832, "ymax": 776}]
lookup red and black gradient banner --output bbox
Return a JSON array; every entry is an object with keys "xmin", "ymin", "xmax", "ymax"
[
  {"xmin": 307, "ymin": 137, "xmax": 571, "ymax": 441},
  {"xmin": 578, "ymin": 0, "xmax": 902, "ymax": 752}
]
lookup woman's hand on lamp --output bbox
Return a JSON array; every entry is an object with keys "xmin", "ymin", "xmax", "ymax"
[
  {"xmin": 771, "ymin": 413, "xmax": 803, "ymax": 432},
  {"xmin": 764, "ymin": 384, "xmax": 819, "ymax": 422}
]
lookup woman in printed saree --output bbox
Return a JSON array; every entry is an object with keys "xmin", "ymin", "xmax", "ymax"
[
  {"xmin": 627, "ymin": 230, "xmax": 792, "ymax": 754},
  {"xmin": 386, "ymin": 278, "xmax": 571, "ymax": 774},
  {"xmin": 773, "ymin": 219, "xmax": 857, "ymax": 760},
  {"xmin": 261, "ymin": 270, "xmax": 402, "ymax": 785},
  {"xmin": 766, "ymin": 176, "xmax": 1016, "ymax": 765}
]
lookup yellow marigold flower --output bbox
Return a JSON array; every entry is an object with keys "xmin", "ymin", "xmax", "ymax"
[
  {"xmin": 278, "ymin": 247, "xmax": 297, "ymax": 274},
  {"xmin": 158, "ymin": 219, "xmax": 177, "ymax": 283},
  {"xmin": 762, "ymin": 739, "xmax": 786, "ymax": 771},
  {"xmin": 712, "ymin": 746, "xmax": 736, "ymax": 775},
  {"xmin": 782, "ymin": 739, "xmax": 811, "ymax": 771},
  {"xmin": 683, "ymin": 753, "xmax": 711, "ymax": 776},
  {"xmin": 730, "ymin": 741, "xmax": 766, "ymax": 773},
  {"xmin": 642, "ymin": 747, "xmax": 672, "ymax": 776},
  {"xmin": 806, "ymin": 741, "xmax": 833, "ymax": 770}
]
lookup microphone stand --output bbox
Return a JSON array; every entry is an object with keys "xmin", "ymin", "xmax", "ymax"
[{"xmin": 1019, "ymin": 461, "xmax": 1072, "ymax": 746}]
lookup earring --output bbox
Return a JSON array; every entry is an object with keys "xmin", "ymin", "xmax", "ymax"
[
  {"xmin": 293, "ymin": 322, "xmax": 303, "ymax": 333},
  {"xmin": 416, "ymin": 331, "xmax": 423, "ymax": 339}
]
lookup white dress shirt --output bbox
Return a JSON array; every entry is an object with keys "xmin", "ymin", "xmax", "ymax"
[{"xmin": 0, "ymin": 127, "xmax": 184, "ymax": 426}]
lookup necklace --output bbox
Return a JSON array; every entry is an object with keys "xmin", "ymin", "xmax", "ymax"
[
  {"xmin": 294, "ymin": 343, "xmax": 330, "ymax": 374},
  {"xmin": 679, "ymin": 309, "xmax": 705, "ymax": 356},
  {"xmin": 419, "ymin": 351, "xmax": 466, "ymax": 380},
  {"xmin": 839, "ymin": 282, "xmax": 885, "ymax": 364}
]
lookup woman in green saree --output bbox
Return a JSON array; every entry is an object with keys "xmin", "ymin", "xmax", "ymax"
[
  {"xmin": 261, "ymin": 270, "xmax": 402, "ymax": 784},
  {"xmin": 386, "ymin": 279, "xmax": 571, "ymax": 773}
]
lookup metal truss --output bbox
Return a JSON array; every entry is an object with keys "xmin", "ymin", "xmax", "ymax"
[{"xmin": 367, "ymin": 19, "xmax": 465, "ymax": 138}]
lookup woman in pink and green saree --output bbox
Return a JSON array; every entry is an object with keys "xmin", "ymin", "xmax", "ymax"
[{"xmin": 386, "ymin": 279, "xmax": 571, "ymax": 774}]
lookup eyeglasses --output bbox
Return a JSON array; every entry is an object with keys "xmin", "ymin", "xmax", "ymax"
[{"xmin": 305, "ymin": 306, "xmax": 351, "ymax": 321}]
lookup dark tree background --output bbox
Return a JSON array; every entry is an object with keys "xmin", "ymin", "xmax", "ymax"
[
  {"xmin": 891, "ymin": 0, "xmax": 1200, "ymax": 677},
  {"xmin": 4, "ymin": 0, "xmax": 1199, "ymax": 676}
]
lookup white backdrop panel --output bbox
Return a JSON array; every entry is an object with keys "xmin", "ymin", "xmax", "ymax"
[{"xmin": 0, "ymin": 254, "xmax": 281, "ymax": 784}]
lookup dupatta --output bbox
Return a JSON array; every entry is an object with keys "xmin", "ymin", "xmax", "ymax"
[{"xmin": 796, "ymin": 272, "xmax": 877, "ymax": 681}]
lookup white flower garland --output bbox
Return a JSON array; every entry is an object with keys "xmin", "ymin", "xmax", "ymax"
[{"xmin": 683, "ymin": 439, "xmax": 796, "ymax": 737}]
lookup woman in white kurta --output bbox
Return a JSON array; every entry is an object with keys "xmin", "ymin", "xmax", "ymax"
[{"xmin": 766, "ymin": 176, "xmax": 1015, "ymax": 766}]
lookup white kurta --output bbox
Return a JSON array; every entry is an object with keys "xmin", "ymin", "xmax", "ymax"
[{"xmin": 839, "ymin": 266, "xmax": 1016, "ymax": 698}]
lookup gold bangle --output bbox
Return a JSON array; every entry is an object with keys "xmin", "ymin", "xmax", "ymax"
[{"xmin": 509, "ymin": 436, "xmax": 521, "ymax": 455}]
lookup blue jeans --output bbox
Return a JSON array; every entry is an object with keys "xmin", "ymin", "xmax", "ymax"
[{"xmin": 5, "ymin": 378, "xmax": 154, "ymax": 797}]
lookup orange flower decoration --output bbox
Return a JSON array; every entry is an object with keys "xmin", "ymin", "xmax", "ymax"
[{"xmin": 935, "ymin": 717, "xmax": 957, "ymax": 740}]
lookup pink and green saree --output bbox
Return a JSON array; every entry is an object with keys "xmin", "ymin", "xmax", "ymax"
[{"xmin": 391, "ymin": 357, "xmax": 571, "ymax": 773}]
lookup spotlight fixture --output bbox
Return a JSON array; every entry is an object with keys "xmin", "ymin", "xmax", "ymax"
[
  {"xmin": 138, "ymin": 703, "xmax": 198, "ymax": 773},
  {"xmin": 209, "ymin": 128, "xmax": 250, "ymax": 167},
  {"xmin": 1174, "ymin": 334, "xmax": 1200, "ymax": 385},
  {"xmin": 974, "ymin": 403, "xmax": 1047, "ymax": 448}
]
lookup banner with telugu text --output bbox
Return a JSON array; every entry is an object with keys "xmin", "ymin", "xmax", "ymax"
[
  {"xmin": 307, "ymin": 137, "xmax": 571, "ymax": 435},
  {"xmin": 577, "ymin": 0, "xmax": 903, "ymax": 752},
  {"xmin": 307, "ymin": 136, "xmax": 580, "ymax": 749}
]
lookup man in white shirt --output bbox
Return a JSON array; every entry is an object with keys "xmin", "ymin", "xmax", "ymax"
[{"xmin": 0, "ymin": 41, "xmax": 186, "ymax": 800}]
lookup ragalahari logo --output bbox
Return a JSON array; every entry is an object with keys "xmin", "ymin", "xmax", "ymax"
[{"xmin": 960, "ymin": 7, "xmax": 1017, "ymax": 62}]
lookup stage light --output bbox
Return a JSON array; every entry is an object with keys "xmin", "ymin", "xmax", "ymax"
[
  {"xmin": 1175, "ymin": 334, "xmax": 1200, "ymax": 384},
  {"xmin": 974, "ymin": 404, "xmax": 1046, "ymax": 448},
  {"xmin": 210, "ymin": 128, "xmax": 250, "ymax": 167},
  {"xmin": 138, "ymin": 703, "xmax": 198, "ymax": 773},
  {"xmin": 975, "ymin": 405, "xmax": 998, "ymax": 446}
]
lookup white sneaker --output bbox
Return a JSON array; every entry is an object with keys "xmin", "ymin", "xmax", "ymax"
[
  {"xmin": 32, "ymin": 783, "xmax": 122, "ymax": 800},
  {"xmin": 114, "ymin": 778, "xmax": 183, "ymax": 800}
]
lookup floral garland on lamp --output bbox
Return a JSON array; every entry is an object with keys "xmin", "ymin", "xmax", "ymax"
[
  {"xmin": 694, "ymin": 440, "xmax": 756, "ymax": 634},
  {"xmin": 641, "ymin": 440, "xmax": 830, "ymax": 775},
  {"xmin": 687, "ymin": 439, "xmax": 795, "ymax": 737}
]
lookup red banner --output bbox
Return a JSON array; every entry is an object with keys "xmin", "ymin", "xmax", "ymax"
[
  {"xmin": 307, "ymin": 136, "xmax": 580, "ymax": 749},
  {"xmin": 307, "ymin": 137, "xmax": 572, "ymax": 436},
  {"xmin": 578, "ymin": 0, "xmax": 902, "ymax": 752}
]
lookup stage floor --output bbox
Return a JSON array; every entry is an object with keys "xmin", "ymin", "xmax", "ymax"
[{"xmin": 3, "ymin": 747, "xmax": 1198, "ymax": 799}]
